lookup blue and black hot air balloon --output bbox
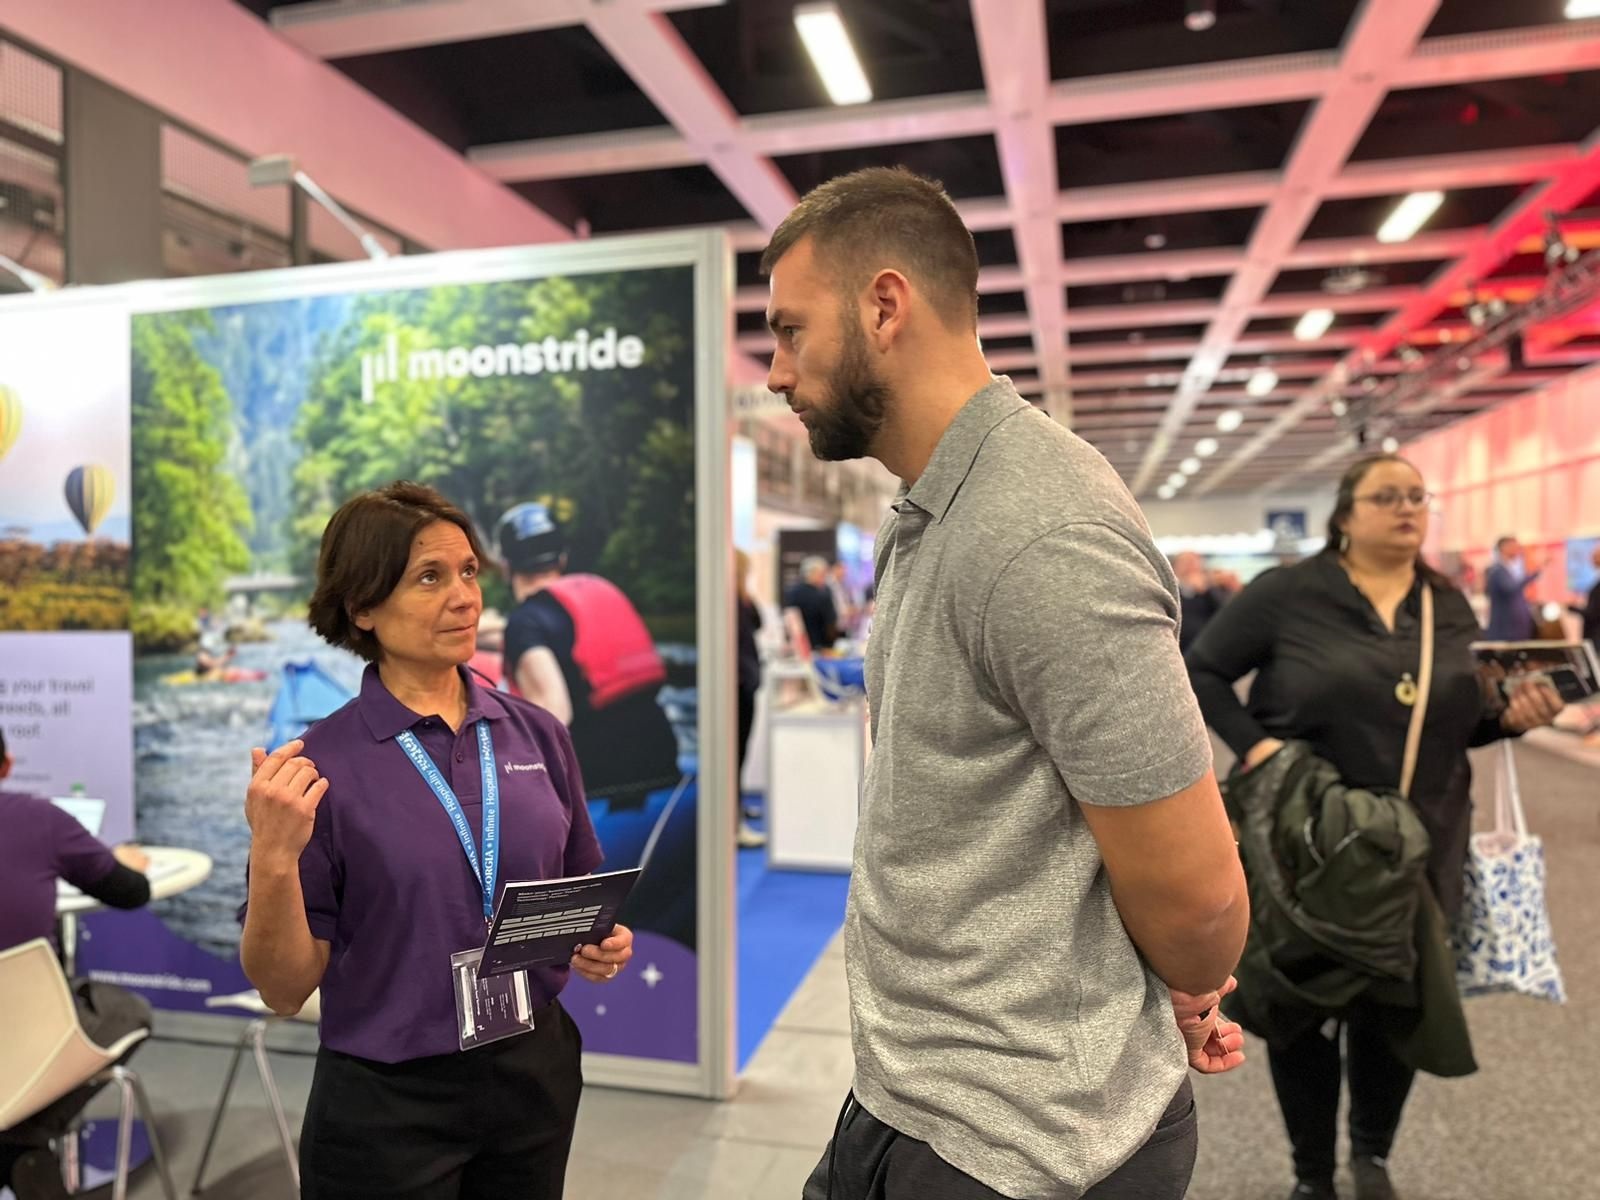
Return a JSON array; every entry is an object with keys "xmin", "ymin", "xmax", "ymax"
[{"xmin": 64, "ymin": 463, "xmax": 114, "ymax": 536}]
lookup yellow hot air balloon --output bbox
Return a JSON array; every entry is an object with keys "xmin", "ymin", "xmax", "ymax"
[
  {"xmin": 0, "ymin": 385, "xmax": 19, "ymax": 464},
  {"xmin": 64, "ymin": 463, "xmax": 115, "ymax": 537}
]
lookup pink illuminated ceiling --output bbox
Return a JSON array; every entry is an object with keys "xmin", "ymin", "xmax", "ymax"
[{"xmin": 15, "ymin": 0, "xmax": 1600, "ymax": 496}]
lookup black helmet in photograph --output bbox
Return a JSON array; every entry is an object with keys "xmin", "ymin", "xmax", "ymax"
[{"xmin": 497, "ymin": 502, "xmax": 567, "ymax": 573}]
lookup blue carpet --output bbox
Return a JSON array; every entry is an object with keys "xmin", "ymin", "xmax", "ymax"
[{"xmin": 737, "ymin": 802, "xmax": 852, "ymax": 1071}]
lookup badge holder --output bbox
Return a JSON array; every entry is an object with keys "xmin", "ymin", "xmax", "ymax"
[{"xmin": 450, "ymin": 947, "xmax": 535, "ymax": 1051}]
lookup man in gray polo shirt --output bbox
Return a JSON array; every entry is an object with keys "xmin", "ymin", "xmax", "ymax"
[{"xmin": 764, "ymin": 167, "xmax": 1250, "ymax": 1200}]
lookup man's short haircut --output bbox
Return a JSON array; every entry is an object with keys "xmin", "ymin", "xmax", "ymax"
[
  {"xmin": 1496, "ymin": 536, "xmax": 1518, "ymax": 554},
  {"xmin": 307, "ymin": 481, "xmax": 486, "ymax": 663},
  {"xmin": 760, "ymin": 167, "xmax": 979, "ymax": 330}
]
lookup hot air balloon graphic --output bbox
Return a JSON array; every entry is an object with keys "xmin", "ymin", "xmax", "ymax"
[
  {"xmin": 64, "ymin": 463, "xmax": 115, "ymax": 537},
  {"xmin": 0, "ymin": 385, "xmax": 19, "ymax": 464}
]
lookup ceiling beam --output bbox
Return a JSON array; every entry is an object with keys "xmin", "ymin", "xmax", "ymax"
[
  {"xmin": 1392, "ymin": 17, "xmax": 1600, "ymax": 89},
  {"xmin": 584, "ymin": 8, "xmax": 796, "ymax": 230},
  {"xmin": 270, "ymin": 0, "xmax": 724, "ymax": 59},
  {"xmin": 973, "ymin": 0, "xmax": 1067, "ymax": 420},
  {"xmin": 1204, "ymin": 129, "xmax": 1600, "ymax": 496},
  {"xmin": 471, "ymin": 125, "xmax": 702, "ymax": 182},
  {"xmin": 1045, "ymin": 50, "xmax": 1339, "ymax": 128}
]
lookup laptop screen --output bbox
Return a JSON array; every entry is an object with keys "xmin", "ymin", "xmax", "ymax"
[{"xmin": 51, "ymin": 795, "xmax": 107, "ymax": 838}]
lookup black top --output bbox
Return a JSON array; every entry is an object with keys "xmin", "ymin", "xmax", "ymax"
[
  {"xmin": 783, "ymin": 581, "xmax": 838, "ymax": 653},
  {"xmin": 503, "ymin": 593, "xmax": 679, "ymax": 807},
  {"xmin": 1178, "ymin": 585, "xmax": 1229, "ymax": 653},
  {"xmin": 1186, "ymin": 554, "xmax": 1509, "ymax": 917},
  {"xmin": 737, "ymin": 597, "xmax": 763, "ymax": 696},
  {"xmin": 1573, "ymin": 580, "xmax": 1600, "ymax": 648}
]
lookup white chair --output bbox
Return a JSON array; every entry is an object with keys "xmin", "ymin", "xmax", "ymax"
[
  {"xmin": 0, "ymin": 937, "xmax": 177, "ymax": 1200},
  {"xmin": 190, "ymin": 989, "xmax": 320, "ymax": 1198}
]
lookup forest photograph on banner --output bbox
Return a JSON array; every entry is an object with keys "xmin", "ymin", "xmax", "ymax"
[{"xmin": 119, "ymin": 264, "xmax": 703, "ymax": 1063}]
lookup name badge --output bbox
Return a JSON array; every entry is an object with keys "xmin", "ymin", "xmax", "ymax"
[{"xmin": 449, "ymin": 947, "xmax": 535, "ymax": 1051}]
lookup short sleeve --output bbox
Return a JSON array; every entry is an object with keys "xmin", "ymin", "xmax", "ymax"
[
  {"xmin": 297, "ymin": 799, "xmax": 341, "ymax": 942},
  {"xmin": 552, "ymin": 723, "xmax": 604, "ymax": 875},
  {"xmin": 52, "ymin": 808, "xmax": 118, "ymax": 891},
  {"xmin": 503, "ymin": 603, "xmax": 554, "ymax": 678},
  {"xmin": 981, "ymin": 521, "xmax": 1212, "ymax": 808}
]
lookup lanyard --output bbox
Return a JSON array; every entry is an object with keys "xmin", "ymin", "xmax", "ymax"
[{"xmin": 395, "ymin": 720, "xmax": 499, "ymax": 923}]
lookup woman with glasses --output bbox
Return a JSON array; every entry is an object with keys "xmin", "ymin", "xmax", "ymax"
[{"xmin": 1185, "ymin": 453, "xmax": 1563, "ymax": 1200}]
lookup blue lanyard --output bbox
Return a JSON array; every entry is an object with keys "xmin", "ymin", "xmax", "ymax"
[{"xmin": 395, "ymin": 720, "xmax": 499, "ymax": 923}]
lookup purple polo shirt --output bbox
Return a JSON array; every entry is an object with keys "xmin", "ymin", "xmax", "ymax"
[
  {"xmin": 0, "ymin": 790, "xmax": 117, "ymax": 952},
  {"xmin": 243, "ymin": 666, "xmax": 603, "ymax": 1063}
]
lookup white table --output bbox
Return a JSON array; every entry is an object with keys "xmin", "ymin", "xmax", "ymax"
[{"xmin": 56, "ymin": 846, "xmax": 214, "ymax": 975}]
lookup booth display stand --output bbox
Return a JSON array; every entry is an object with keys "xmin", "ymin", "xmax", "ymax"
[{"xmin": 763, "ymin": 661, "xmax": 865, "ymax": 872}]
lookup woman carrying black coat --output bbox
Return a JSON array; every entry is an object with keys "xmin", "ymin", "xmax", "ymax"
[{"xmin": 1185, "ymin": 454, "xmax": 1563, "ymax": 1200}]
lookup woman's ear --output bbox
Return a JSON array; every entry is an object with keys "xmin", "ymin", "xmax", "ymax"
[{"xmin": 350, "ymin": 604, "xmax": 375, "ymax": 633}]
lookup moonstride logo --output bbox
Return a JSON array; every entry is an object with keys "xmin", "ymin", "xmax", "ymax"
[
  {"xmin": 503, "ymin": 761, "xmax": 549, "ymax": 775},
  {"xmin": 360, "ymin": 328, "xmax": 647, "ymax": 404}
]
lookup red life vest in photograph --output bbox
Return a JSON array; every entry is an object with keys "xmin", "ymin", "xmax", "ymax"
[{"xmin": 541, "ymin": 574, "xmax": 668, "ymax": 709}]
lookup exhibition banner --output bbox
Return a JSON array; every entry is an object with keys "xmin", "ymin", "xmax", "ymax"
[
  {"xmin": 1, "ymin": 234, "xmax": 734, "ymax": 1095},
  {"xmin": 0, "ymin": 298, "xmax": 135, "ymax": 840}
]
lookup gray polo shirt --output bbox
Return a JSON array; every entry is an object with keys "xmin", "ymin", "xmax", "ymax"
[{"xmin": 847, "ymin": 378, "xmax": 1213, "ymax": 1199}]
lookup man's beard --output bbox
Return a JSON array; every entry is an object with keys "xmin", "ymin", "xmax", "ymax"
[{"xmin": 805, "ymin": 320, "xmax": 890, "ymax": 462}]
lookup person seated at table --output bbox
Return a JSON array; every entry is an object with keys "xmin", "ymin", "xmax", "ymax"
[{"xmin": 0, "ymin": 728, "xmax": 155, "ymax": 1200}]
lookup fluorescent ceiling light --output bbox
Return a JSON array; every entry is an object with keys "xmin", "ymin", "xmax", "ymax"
[
  {"xmin": 1216, "ymin": 409, "xmax": 1244, "ymax": 433},
  {"xmin": 1377, "ymin": 191, "xmax": 1444, "ymax": 245},
  {"xmin": 1157, "ymin": 485, "xmax": 1176, "ymax": 500},
  {"xmin": 1195, "ymin": 437, "xmax": 1219, "ymax": 457},
  {"xmin": 1294, "ymin": 308, "xmax": 1335, "ymax": 341},
  {"xmin": 795, "ymin": 3, "xmax": 873, "ymax": 106},
  {"xmin": 1168, "ymin": 472, "xmax": 1188, "ymax": 489},
  {"xmin": 1181, "ymin": 457, "xmax": 1202, "ymax": 475},
  {"xmin": 1566, "ymin": 0, "xmax": 1600, "ymax": 17},
  {"xmin": 1246, "ymin": 368, "xmax": 1279, "ymax": 398}
]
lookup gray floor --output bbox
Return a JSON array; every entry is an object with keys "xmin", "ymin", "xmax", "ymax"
[{"xmin": 98, "ymin": 740, "xmax": 1597, "ymax": 1199}]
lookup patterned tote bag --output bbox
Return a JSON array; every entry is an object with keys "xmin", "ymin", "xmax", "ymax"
[{"xmin": 1453, "ymin": 740, "xmax": 1567, "ymax": 1003}]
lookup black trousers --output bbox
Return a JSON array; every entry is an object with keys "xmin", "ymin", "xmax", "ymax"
[
  {"xmin": 801, "ymin": 1080, "xmax": 1197, "ymax": 1200},
  {"xmin": 737, "ymin": 687, "xmax": 757, "ymax": 827},
  {"xmin": 299, "ymin": 1001, "xmax": 583, "ymax": 1200},
  {"xmin": 1267, "ymin": 1006, "xmax": 1415, "ymax": 1184}
]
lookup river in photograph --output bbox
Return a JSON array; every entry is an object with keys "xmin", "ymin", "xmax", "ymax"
[{"xmin": 133, "ymin": 619, "xmax": 698, "ymax": 960}]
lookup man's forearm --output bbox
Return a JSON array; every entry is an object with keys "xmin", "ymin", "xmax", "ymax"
[
  {"xmin": 1114, "ymin": 882, "xmax": 1249, "ymax": 997},
  {"xmin": 240, "ymin": 855, "xmax": 325, "ymax": 1015}
]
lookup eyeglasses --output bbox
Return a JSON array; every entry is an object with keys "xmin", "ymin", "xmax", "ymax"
[{"xmin": 1353, "ymin": 489, "xmax": 1432, "ymax": 511}]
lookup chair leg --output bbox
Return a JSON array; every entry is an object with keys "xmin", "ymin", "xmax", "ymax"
[
  {"xmin": 112, "ymin": 1070, "xmax": 135, "ymax": 1200},
  {"xmin": 57, "ymin": 1121, "xmax": 82, "ymax": 1191},
  {"xmin": 191, "ymin": 1024, "xmax": 254, "ymax": 1195},
  {"xmin": 250, "ymin": 1020, "xmax": 300, "ymax": 1195},
  {"xmin": 123, "ymin": 1066, "xmax": 179, "ymax": 1200}
]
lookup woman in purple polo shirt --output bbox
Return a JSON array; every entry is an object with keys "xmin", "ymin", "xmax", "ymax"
[{"xmin": 239, "ymin": 481, "xmax": 631, "ymax": 1199}]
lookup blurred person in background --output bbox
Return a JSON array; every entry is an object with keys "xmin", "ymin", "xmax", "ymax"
[
  {"xmin": 1173, "ymin": 550, "xmax": 1234, "ymax": 653},
  {"xmin": 1485, "ymin": 535, "xmax": 1540, "ymax": 641},
  {"xmin": 1186, "ymin": 455, "xmax": 1564, "ymax": 1200},
  {"xmin": 734, "ymin": 549, "xmax": 766, "ymax": 849},
  {"xmin": 784, "ymin": 555, "xmax": 839, "ymax": 654},
  {"xmin": 1569, "ymin": 543, "xmax": 1600, "ymax": 649},
  {"xmin": 0, "ymin": 728, "xmax": 153, "ymax": 1200}
]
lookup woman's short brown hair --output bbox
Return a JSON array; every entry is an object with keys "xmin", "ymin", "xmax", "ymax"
[{"xmin": 307, "ymin": 481, "xmax": 485, "ymax": 663}]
